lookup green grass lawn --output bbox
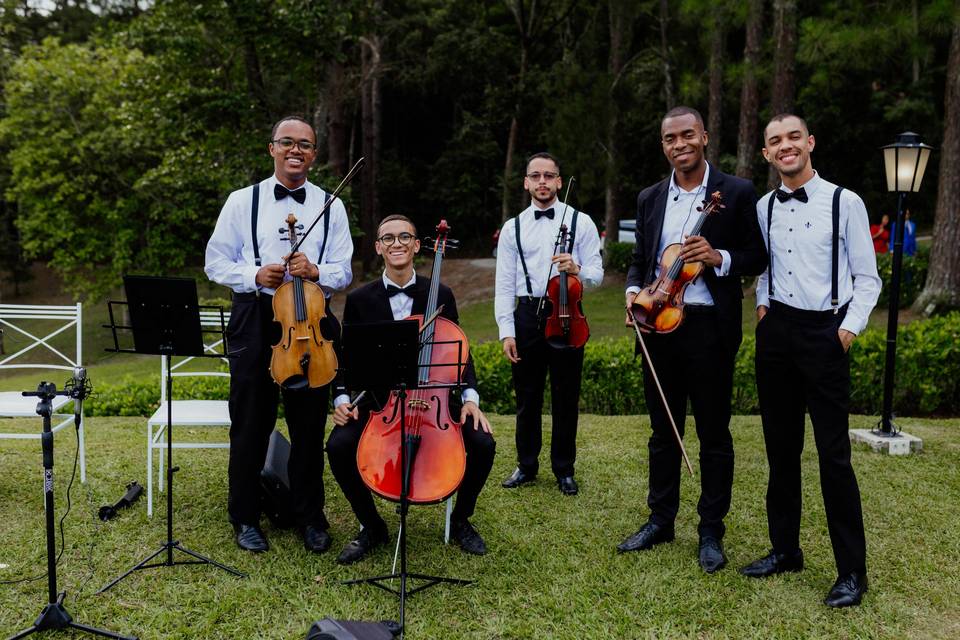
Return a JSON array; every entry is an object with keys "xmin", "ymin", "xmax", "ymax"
[{"xmin": 1, "ymin": 414, "xmax": 958, "ymax": 639}]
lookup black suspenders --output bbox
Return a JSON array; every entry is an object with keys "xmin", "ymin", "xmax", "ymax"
[
  {"xmin": 766, "ymin": 186, "xmax": 843, "ymax": 311},
  {"xmin": 251, "ymin": 184, "xmax": 333, "ymax": 268},
  {"xmin": 515, "ymin": 209, "xmax": 580, "ymax": 298}
]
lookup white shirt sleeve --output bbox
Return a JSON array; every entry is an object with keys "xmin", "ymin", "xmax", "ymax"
[
  {"xmin": 315, "ymin": 198, "xmax": 353, "ymax": 293},
  {"xmin": 204, "ymin": 189, "xmax": 260, "ymax": 292},
  {"xmin": 714, "ymin": 249, "xmax": 731, "ymax": 277},
  {"xmin": 573, "ymin": 214, "xmax": 604, "ymax": 288},
  {"xmin": 839, "ymin": 193, "xmax": 881, "ymax": 335},
  {"xmin": 494, "ymin": 219, "xmax": 519, "ymax": 341}
]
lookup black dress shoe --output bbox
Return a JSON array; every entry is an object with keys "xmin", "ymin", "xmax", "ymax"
[
  {"xmin": 302, "ymin": 525, "xmax": 332, "ymax": 553},
  {"xmin": 698, "ymin": 536, "xmax": 727, "ymax": 574},
  {"xmin": 336, "ymin": 526, "xmax": 389, "ymax": 565},
  {"xmin": 557, "ymin": 476, "xmax": 578, "ymax": 496},
  {"xmin": 617, "ymin": 522, "xmax": 674, "ymax": 553},
  {"xmin": 450, "ymin": 519, "xmax": 487, "ymax": 556},
  {"xmin": 824, "ymin": 571, "xmax": 868, "ymax": 608},
  {"xmin": 233, "ymin": 523, "xmax": 268, "ymax": 553},
  {"xmin": 501, "ymin": 467, "xmax": 536, "ymax": 489},
  {"xmin": 739, "ymin": 549, "xmax": 804, "ymax": 578}
]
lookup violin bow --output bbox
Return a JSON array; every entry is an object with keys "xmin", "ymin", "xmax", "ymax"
[
  {"xmin": 628, "ymin": 310, "xmax": 695, "ymax": 476},
  {"xmin": 536, "ymin": 176, "xmax": 576, "ymax": 319},
  {"xmin": 282, "ymin": 156, "xmax": 365, "ymax": 264}
]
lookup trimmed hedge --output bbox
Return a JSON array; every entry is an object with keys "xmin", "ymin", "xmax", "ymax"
[
  {"xmin": 88, "ymin": 312, "xmax": 960, "ymax": 418},
  {"xmin": 875, "ymin": 245, "xmax": 929, "ymax": 309},
  {"xmin": 604, "ymin": 241, "xmax": 634, "ymax": 274}
]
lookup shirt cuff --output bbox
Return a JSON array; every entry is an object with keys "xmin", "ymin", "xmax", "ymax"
[
  {"xmin": 839, "ymin": 316, "xmax": 865, "ymax": 337},
  {"xmin": 625, "ymin": 286, "xmax": 641, "ymax": 296},
  {"xmin": 461, "ymin": 388, "xmax": 479, "ymax": 407},
  {"xmin": 244, "ymin": 265, "xmax": 261, "ymax": 292},
  {"xmin": 756, "ymin": 291, "xmax": 770, "ymax": 308},
  {"xmin": 333, "ymin": 394, "xmax": 351, "ymax": 408},
  {"xmin": 713, "ymin": 250, "xmax": 731, "ymax": 277},
  {"xmin": 498, "ymin": 323, "xmax": 516, "ymax": 341}
]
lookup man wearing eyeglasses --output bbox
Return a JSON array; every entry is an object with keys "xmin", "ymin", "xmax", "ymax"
[
  {"xmin": 494, "ymin": 152, "xmax": 604, "ymax": 496},
  {"xmin": 205, "ymin": 115, "xmax": 353, "ymax": 555},
  {"xmin": 327, "ymin": 215, "xmax": 495, "ymax": 564}
]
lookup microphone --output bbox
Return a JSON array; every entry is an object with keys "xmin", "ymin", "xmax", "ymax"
[{"xmin": 65, "ymin": 367, "xmax": 91, "ymax": 427}]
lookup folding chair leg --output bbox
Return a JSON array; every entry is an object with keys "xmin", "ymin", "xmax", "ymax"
[
  {"xmin": 146, "ymin": 423, "xmax": 153, "ymax": 517},
  {"xmin": 157, "ymin": 427, "xmax": 165, "ymax": 494},
  {"xmin": 78, "ymin": 416, "xmax": 87, "ymax": 484},
  {"xmin": 444, "ymin": 497, "xmax": 453, "ymax": 544}
]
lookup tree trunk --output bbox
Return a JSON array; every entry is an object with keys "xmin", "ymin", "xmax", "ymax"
[
  {"xmin": 912, "ymin": 0, "xmax": 920, "ymax": 85},
  {"xmin": 501, "ymin": 40, "xmax": 528, "ymax": 223},
  {"xmin": 913, "ymin": 10, "xmax": 960, "ymax": 313},
  {"xmin": 768, "ymin": 0, "xmax": 797, "ymax": 189},
  {"xmin": 605, "ymin": 0, "xmax": 631, "ymax": 252},
  {"xmin": 324, "ymin": 58, "xmax": 350, "ymax": 178},
  {"xmin": 736, "ymin": 0, "xmax": 763, "ymax": 180},
  {"xmin": 360, "ymin": 34, "xmax": 382, "ymax": 274},
  {"xmin": 658, "ymin": 0, "xmax": 675, "ymax": 111},
  {"xmin": 706, "ymin": 4, "xmax": 725, "ymax": 166},
  {"xmin": 225, "ymin": 0, "xmax": 270, "ymax": 118}
]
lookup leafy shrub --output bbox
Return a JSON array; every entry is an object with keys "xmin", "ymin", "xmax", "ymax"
[
  {"xmin": 90, "ymin": 313, "xmax": 960, "ymax": 418},
  {"xmin": 875, "ymin": 244, "xmax": 929, "ymax": 309},
  {"xmin": 604, "ymin": 241, "xmax": 634, "ymax": 274}
]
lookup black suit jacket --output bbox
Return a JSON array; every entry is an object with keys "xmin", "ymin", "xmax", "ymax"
[
  {"xmin": 626, "ymin": 166, "xmax": 767, "ymax": 354},
  {"xmin": 336, "ymin": 276, "xmax": 478, "ymax": 409}
]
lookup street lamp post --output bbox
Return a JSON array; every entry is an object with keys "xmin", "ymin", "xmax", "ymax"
[{"xmin": 876, "ymin": 132, "xmax": 933, "ymax": 435}]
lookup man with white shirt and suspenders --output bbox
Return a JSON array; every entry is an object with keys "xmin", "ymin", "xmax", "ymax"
[
  {"xmin": 740, "ymin": 113, "xmax": 881, "ymax": 608},
  {"xmin": 205, "ymin": 115, "xmax": 353, "ymax": 555},
  {"xmin": 494, "ymin": 152, "xmax": 604, "ymax": 496}
]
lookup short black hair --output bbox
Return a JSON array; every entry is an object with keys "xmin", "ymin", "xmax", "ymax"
[
  {"xmin": 764, "ymin": 113, "xmax": 809, "ymax": 140},
  {"xmin": 525, "ymin": 152, "xmax": 561, "ymax": 174},
  {"xmin": 377, "ymin": 214, "xmax": 418, "ymax": 237},
  {"xmin": 662, "ymin": 106, "xmax": 704, "ymax": 129},
  {"xmin": 270, "ymin": 115, "xmax": 316, "ymax": 143}
]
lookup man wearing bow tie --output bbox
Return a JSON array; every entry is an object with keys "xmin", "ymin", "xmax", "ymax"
[
  {"xmin": 740, "ymin": 114, "xmax": 880, "ymax": 608},
  {"xmin": 620, "ymin": 107, "xmax": 767, "ymax": 573},
  {"xmin": 205, "ymin": 115, "xmax": 353, "ymax": 555},
  {"xmin": 327, "ymin": 215, "xmax": 495, "ymax": 563},
  {"xmin": 494, "ymin": 152, "xmax": 604, "ymax": 496}
]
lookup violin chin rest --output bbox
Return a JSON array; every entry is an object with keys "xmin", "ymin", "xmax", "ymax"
[
  {"xmin": 545, "ymin": 337, "xmax": 580, "ymax": 351},
  {"xmin": 280, "ymin": 375, "xmax": 310, "ymax": 391}
]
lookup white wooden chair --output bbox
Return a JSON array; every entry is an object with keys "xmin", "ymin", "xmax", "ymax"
[
  {"xmin": 146, "ymin": 309, "xmax": 231, "ymax": 515},
  {"xmin": 0, "ymin": 303, "xmax": 86, "ymax": 482}
]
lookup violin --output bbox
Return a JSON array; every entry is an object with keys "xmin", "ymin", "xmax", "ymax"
[
  {"xmin": 269, "ymin": 213, "xmax": 338, "ymax": 389},
  {"xmin": 542, "ymin": 223, "xmax": 589, "ymax": 349},
  {"xmin": 356, "ymin": 220, "xmax": 468, "ymax": 504},
  {"xmin": 630, "ymin": 190, "xmax": 724, "ymax": 333}
]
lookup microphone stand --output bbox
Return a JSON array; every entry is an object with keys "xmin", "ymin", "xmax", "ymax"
[{"xmin": 7, "ymin": 381, "xmax": 137, "ymax": 640}]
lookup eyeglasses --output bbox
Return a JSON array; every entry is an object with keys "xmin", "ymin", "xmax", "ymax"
[
  {"xmin": 377, "ymin": 233, "xmax": 416, "ymax": 246},
  {"xmin": 271, "ymin": 137, "xmax": 317, "ymax": 152},
  {"xmin": 526, "ymin": 171, "xmax": 559, "ymax": 182}
]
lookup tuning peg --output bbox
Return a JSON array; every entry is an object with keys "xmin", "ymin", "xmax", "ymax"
[
  {"xmin": 278, "ymin": 228, "xmax": 288, "ymax": 234},
  {"xmin": 296, "ymin": 224, "xmax": 304, "ymax": 229}
]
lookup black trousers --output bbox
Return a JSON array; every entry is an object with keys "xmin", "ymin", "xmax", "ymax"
[
  {"xmin": 512, "ymin": 300, "xmax": 584, "ymax": 478},
  {"xmin": 641, "ymin": 308, "xmax": 734, "ymax": 539},
  {"xmin": 226, "ymin": 292, "xmax": 337, "ymax": 530},
  {"xmin": 755, "ymin": 300, "xmax": 866, "ymax": 576},
  {"xmin": 326, "ymin": 405, "xmax": 496, "ymax": 532}
]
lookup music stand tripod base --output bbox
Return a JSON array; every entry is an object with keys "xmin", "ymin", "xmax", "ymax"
[{"xmin": 97, "ymin": 276, "xmax": 245, "ymax": 593}]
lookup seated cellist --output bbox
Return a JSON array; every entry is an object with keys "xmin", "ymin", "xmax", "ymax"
[{"xmin": 327, "ymin": 214, "xmax": 496, "ymax": 564}]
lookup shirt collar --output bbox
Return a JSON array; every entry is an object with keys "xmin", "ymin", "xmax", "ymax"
[
  {"xmin": 779, "ymin": 171, "xmax": 820, "ymax": 197},
  {"xmin": 382, "ymin": 271, "xmax": 416, "ymax": 290},
  {"xmin": 268, "ymin": 174, "xmax": 310, "ymax": 191},
  {"xmin": 669, "ymin": 162, "xmax": 711, "ymax": 195}
]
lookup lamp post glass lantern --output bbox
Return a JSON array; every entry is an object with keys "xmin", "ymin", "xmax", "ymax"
[{"xmin": 877, "ymin": 131, "xmax": 933, "ymax": 435}]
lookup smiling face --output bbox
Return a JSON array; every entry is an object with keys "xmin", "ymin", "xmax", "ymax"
[
  {"xmin": 762, "ymin": 116, "xmax": 816, "ymax": 182},
  {"xmin": 269, "ymin": 119, "xmax": 316, "ymax": 188},
  {"xmin": 661, "ymin": 113, "xmax": 708, "ymax": 175},
  {"xmin": 375, "ymin": 218, "xmax": 421, "ymax": 271}
]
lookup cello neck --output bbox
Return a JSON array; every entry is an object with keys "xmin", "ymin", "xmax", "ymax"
[{"xmin": 419, "ymin": 221, "xmax": 450, "ymax": 384}]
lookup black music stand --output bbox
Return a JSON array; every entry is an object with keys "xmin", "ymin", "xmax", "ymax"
[
  {"xmin": 339, "ymin": 320, "xmax": 471, "ymax": 637},
  {"xmin": 7, "ymin": 382, "xmax": 137, "ymax": 640},
  {"xmin": 97, "ymin": 276, "xmax": 244, "ymax": 594}
]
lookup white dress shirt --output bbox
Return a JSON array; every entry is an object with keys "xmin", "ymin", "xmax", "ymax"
[
  {"xmin": 756, "ymin": 172, "xmax": 881, "ymax": 335},
  {"xmin": 205, "ymin": 174, "xmax": 353, "ymax": 296},
  {"xmin": 625, "ymin": 164, "xmax": 731, "ymax": 304},
  {"xmin": 333, "ymin": 271, "xmax": 479, "ymax": 408},
  {"xmin": 494, "ymin": 202, "xmax": 604, "ymax": 340}
]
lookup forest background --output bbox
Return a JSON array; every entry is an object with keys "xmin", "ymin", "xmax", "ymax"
[{"xmin": 0, "ymin": 0, "xmax": 958, "ymax": 312}]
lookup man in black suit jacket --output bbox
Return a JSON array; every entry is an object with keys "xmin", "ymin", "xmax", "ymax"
[
  {"xmin": 619, "ymin": 107, "xmax": 767, "ymax": 573},
  {"xmin": 327, "ymin": 215, "xmax": 496, "ymax": 565}
]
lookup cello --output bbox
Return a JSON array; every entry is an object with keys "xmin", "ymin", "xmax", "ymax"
[{"xmin": 356, "ymin": 220, "xmax": 468, "ymax": 504}]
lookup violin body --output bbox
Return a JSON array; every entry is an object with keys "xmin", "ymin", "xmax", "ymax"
[
  {"xmin": 355, "ymin": 220, "xmax": 469, "ymax": 505},
  {"xmin": 630, "ymin": 243, "xmax": 703, "ymax": 334},
  {"xmin": 630, "ymin": 190, "xmax": 724, "ymax": 334},
  {"xmin": 542, "ymin": 272, "xmax": 590, "ymax": 349},
  {"xmin": 269, "ymin": 214, "xmax": 338, "ymax": 389}
]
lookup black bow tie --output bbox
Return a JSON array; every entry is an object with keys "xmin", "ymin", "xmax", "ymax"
[
  {"xmin": 274, "ymin": 183, "xmax": 307, "ymax": 204},
  {"xmin": 775, "ymin": 187, "xmax": 808, "ymax": 203},
  {"xmin": 386, "ymin": 283, "xmax": 414, "ymax": 298},
  {"xmin": 534, "ymin": 208, "xmax": 555, "ymax": 220}
]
